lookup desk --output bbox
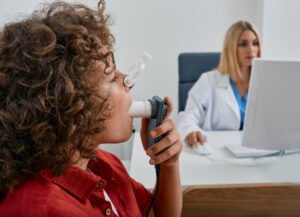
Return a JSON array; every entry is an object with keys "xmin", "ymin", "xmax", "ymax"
[{"xmin": 129, "ymin": 131, "xmax": 300, "ymax": 189}]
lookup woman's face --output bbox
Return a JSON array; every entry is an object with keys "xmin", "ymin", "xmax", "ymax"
[
  {"xmin": 94, "ymin": 54, "xmax": 133, "ymax": 144},
  {"xmin": 236, "ymin": 30, "xmax": 260, "ymax": 69}
]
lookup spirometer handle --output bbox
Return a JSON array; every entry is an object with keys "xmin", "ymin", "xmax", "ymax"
[
  {"xmin": 147, "ymin": 118, "xmax": 163, "ymax": 175},
  {"xmin": 146, "ymin": 96, "xmax": 168, "ymax": 176},
  {"xmin": 147, "ymin": 119, "xmax": 164, "ymax": 148},
  {"xmin": 146, "ymin": 96, "xmax": 167, "ymax": 149}
]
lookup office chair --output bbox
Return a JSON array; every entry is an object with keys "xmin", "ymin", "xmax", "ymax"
[
  {"xmin": 178, "ymin": 52, "xmax": 220, "ymax": 112},
  {"xmin": 182, "ymin": 183, "xmax": 300, "ymax": 217}
]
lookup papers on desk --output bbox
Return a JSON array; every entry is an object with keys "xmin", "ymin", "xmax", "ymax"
[
  {"xmin": 225, "ymin": 143, "xmax": 300, "ymax": 158},
  {"xmin": 191, "ymin": 143, "xmax": 275, "ymax": 166},
  {"xmin": 190, "ymin": 141, "xmax": 300, "ymax": 167},
  {"xmin": 187, "ymin": 133, "xmax": 300, "ymax": 168}
]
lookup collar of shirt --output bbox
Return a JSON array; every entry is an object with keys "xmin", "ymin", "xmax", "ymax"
[
  {"xmin": 215, "ymin": 71, "xmax": 230, "ymax": 88},
  {"xmin": 39, "ymin": 150, "xmax": 115, "ymax": 203}
]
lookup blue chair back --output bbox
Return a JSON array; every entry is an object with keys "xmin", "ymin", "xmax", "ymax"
[{"xmin": 178, "ymin": 52, "xmax": 220, "ymax": 112}]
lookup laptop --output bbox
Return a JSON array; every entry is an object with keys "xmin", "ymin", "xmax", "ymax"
[{"xmin": 225, "ymin": 59, "xmax": 300, "ymax": 158}]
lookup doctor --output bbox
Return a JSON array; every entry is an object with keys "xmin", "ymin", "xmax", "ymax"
[{"xmin": 178, "ymin": 20, "xmax": 261, "ymax": 146}]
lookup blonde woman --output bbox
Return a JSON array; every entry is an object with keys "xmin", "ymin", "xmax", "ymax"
[{"xmin": 178, "ymin": 20, "xmax": 261, "ymax": 147}]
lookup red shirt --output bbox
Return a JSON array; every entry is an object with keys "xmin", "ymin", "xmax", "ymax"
[{"xmin": 0, "ymin": 149, "xmax": 152, "ymax": 217}]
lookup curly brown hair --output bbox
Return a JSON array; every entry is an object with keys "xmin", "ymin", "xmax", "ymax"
[{"xmin": 0, "ymin": 0, "xmax": 115, "ymax": 197}]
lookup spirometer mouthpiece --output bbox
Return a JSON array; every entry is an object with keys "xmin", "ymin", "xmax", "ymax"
[
  {"xmin": 123, "ymin": 52, "xmax": 152, "ymax": 88},
  {"xmin": 128, "ymin": 101, "xmax": 152, "ymax": 118},
  {"xmin": 128, "ymin": 96, "xmax": 168, "ymax": 119}
]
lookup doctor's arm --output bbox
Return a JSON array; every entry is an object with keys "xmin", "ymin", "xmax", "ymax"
[{"xmin": 177, "ymin": 76, "xmax": 210, "ymax": 146}]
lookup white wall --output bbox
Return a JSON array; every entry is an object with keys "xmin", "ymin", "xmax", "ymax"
[
  {"xmin": 0, "ymin": 0, "xmax": 259, "ymax": 159},
  {"xmin": 0, "ymin": 0, "xmax": 41, "ymax": 24},
  {"xmin": 261, "ymin": 0, "xmax": 300, "ymax": 60}
]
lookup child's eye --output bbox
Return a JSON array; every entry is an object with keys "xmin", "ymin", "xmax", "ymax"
[{"xmin": 111, "ymin": 75, "xmax": 117, "ymax": 82}]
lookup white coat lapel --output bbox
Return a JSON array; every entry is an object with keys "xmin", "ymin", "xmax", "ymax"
[{"xmin": 215, "ymin": 72, "xmax": 240, "ymax": 121}]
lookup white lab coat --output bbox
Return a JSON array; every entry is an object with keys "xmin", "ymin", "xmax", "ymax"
[{"xmin": 177, "ymin": 70, "xmax": 240, "ymax": 140}]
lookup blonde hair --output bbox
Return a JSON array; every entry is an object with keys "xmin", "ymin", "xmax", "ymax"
[{"xmin": 217, "ymin": 20, "xmax": 261, "ymax": 80}]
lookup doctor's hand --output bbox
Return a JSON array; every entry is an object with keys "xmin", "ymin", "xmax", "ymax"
[
  {"xmin": 185, "ymin": 131, "xmax": 207, "ymax": 147},
  {"xmin": 140, "ymin": 97, "xmax": 183, "ymax": 168}
]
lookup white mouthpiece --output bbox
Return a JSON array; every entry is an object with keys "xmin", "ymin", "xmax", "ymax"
[{"xmin": 128, "ymin": 101, "xmax": 152, "ymax": 118}]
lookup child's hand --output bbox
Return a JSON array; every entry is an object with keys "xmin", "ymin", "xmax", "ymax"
[{"xmin": 140, "ymin": 97, "xmax": 183, "ymax": 168}]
